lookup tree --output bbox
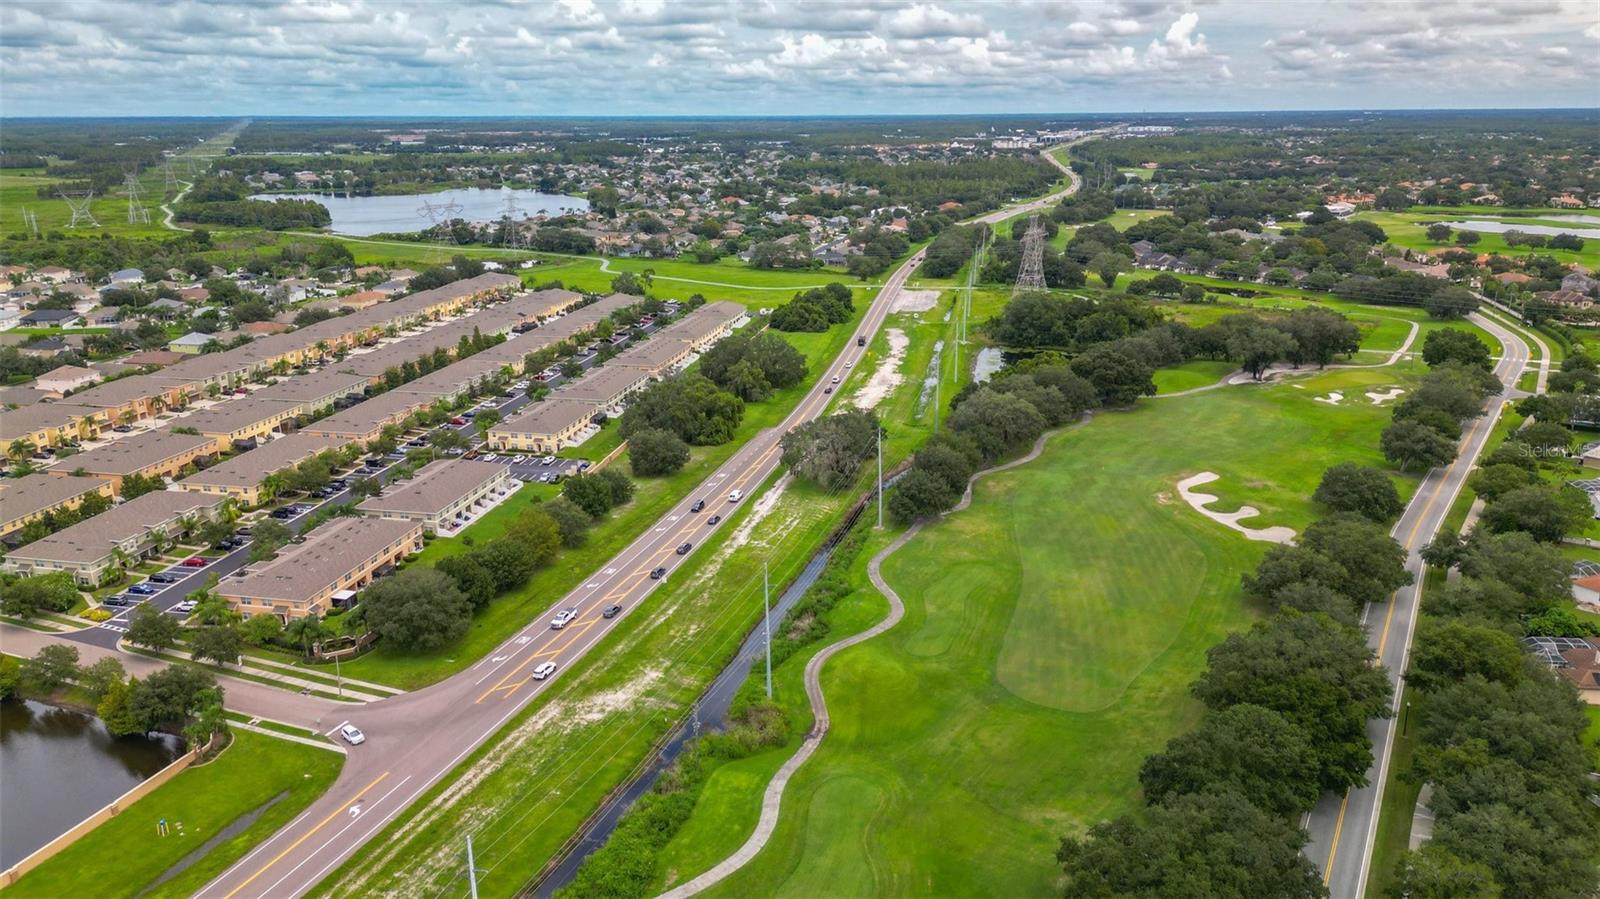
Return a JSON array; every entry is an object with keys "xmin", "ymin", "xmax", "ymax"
[
  {"xmin": 1515, "ymin": 420, "xmax": 1573, "ymax": 455},
  {"xmin": 504, "ymin": 509, "xmax": 561, "ymax": 567},
  {"xmin": 1139, "ymin": 703, "xmax": 1321, "ymax": 816},
  {"xmin": 21, "ymin": 644, "xmax": 80, "ymax": 694},
  {"xmin": 128, "ymin": 666, "xmax": 219, "ymax": 734},
  {"xmin": 1313, "ymin": 463, "xmax": 1404, "ymax": 522},
  {"xmin": 79, "ymin": 657, "xmax": 126, "ymax": 698},
  {"xmin": 1479, "ymin": 485, "xmax": 1589, "ymax": 543},
  {"xmin": 1227, "ymin": 320, "xmax": 1296, "ymax": 379},
  {"xmin": 1425, "ymin": 223, "xmax": 1454, "ymax": 242},
  {"xmin": 1089, "ymin": 251, "xmax": 1125, "ymax": 288},
  {"xmin": 1382, "ymin": 419, "xmax": 1457, "ymax": 472},
  {"xmin": 888, "ymin": 468, "xmax": 960, "ymax": 524},
  {"xmin": 241, "ymin": 613, "xmax": 283, "ymax": 646},
  {"xmin": 197, "ymin": 517, "xmax": 236, "ymax": 548},
  {"xmin": 248, "ymin": 519, "xmax": 292, "ymax": 561},
  {"xmin": 474, "ymin": 537, "xmax": 539, "ymax": 592},
  {"xmin": 1192, "ymin": 611, "xmax": 1392, "ymax": 791},
  {"xmin": 1070, "ymin": 348, "xmax": 1155, "ymax": 406},
  {"xmin": 628, "ymin": 427, "xmax": 691, "ymax": 477},
  {"xmin": 1422, "ymin": 328, "xmax": 1492, "ymax": 370},
  {"xmin": 1408, "ymin": 618, "xmax": 1524, "ymax": 692},
  {"xmin": 97, "ymin": 676, "xmax": 142, "ymax": 736},
  {"xmin": 619, "ymin": 373, "xmax": 744, "ymax": 446},
  {"xmin": 436, "ymin": 554, "xmax": 497, "ymax": 610},
  {"xmin": 1467, "ymin": 463, "xmax": 1536, "ymax": 503},
  {"xmin": 474, "ymin": 409, "xmax": 502, "ymax": 440},
  {"xmin": 1424, "ymin": 286, "xmax": 1480, "ymax": 320},
  {"xmin": 1057, "ymin": 788, "xmax": 1324, "ymax": 898},
  {"xmin": 1270, "ymin": 580, "xmax": 1361, "ymax": 628},
  {"xmin": 541, "ymin": 496, "xmax": 594, "ymax": 548},
  {"xmin": 190, "ymin": 624, "xmax": 243, "ymax": 666},
  {"xmin": 361, "ymin": 567, "xmax": 471, "ymax": 652},
  {"xmin": 1281, "ymin": 308, "xmax": 1361, "ymax": 368},
  {"xmin": 948, "ymin": 389, "xmax": 1046, "ymax": 461},
  {"xmin": 2, "ymin": 574, "xmax": 79, "ymax": 619},
  {"xmin": 0, "ymin": 655, "xmax": 18, "ymax": 701},
  {"xmin": 1389, "ymin": 845, "xmax": 1501, "ymax": 899},
  {"xmin": 1299, "ymin": 514, "xmax": 1412, "ymax": 605},
  {"xmin": 126, "ymin": 602, "xmax": 181, "ymax": 652},
  {"xmin": 610, "ymin": 271, "xmax": 644, "ymax": 296},
  {"xmin": 780, "ymin": 411, "xmax": 878, "ymax": 490}
]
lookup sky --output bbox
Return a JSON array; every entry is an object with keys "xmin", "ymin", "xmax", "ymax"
[{"xmin": 2, "ymin": 0, "xmax": 1597, "ymax": 117}]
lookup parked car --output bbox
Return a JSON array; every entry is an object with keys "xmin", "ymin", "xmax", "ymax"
[
  {"xmin": 173, "ymin": 600, "xmax": 197, "ymax": 613},
  {"xmin": 650, "ymin": 567, "xmax": 667, "ymax": 580},
  {"xmin": 449, "ymin": 417, "xmax": 466, "ymax": 426},
  {"xmin": 127, "ymin": 584, "xmax": 158, "ymax": 595},
  {"xmin": 148, "ymin": 573, "xmax": 178, "ymax": 583},
  {"xmin": 338, "ymin": 724, "xmax": 366, "ymax": 745},
  {"xmin": 578, "ymin": 461, "xmax": 592, "ymax": 472},
  {"xmin": 270, "ymin": 508, "xmax": 293, "ymax": 519},
  {"xmin": 691, "ymin": 500, "xmax": 706, "ymax": 513},
  {"xmin": 676, "ymin": 542, "xmax": 692, "ymax": 555},
  {"xmin": 101, "ymin": 595, "xmax": 130, "ymax": 607},
  {"xmin": 112, "ymin": 425, "xmax": 133, "ymax": 433},
  {"xmin": 550, "ymin": 607, "xmax": 579, "ymax": 629},
  {"xmin": 602, "ymin": 604, "xmax": 623, "ymax": 619},
  {"xmin": 531, "ymin": 661, "xmax": 558, "ymax": 681},
  {"xmin": 181, "ymin": 557, "xmax": 207, "ymax": 567}
]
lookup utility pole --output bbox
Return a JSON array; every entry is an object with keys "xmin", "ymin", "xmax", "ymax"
[
  {"xmin": 466, "ymin": 835, "xmax": 480, "ymax": 899},
  {"xmin": 763, "ymin": 560, "xmax": 772, "ymax": 700},
  {"xmin": 335, "ymin": 652, "xmax": 343, "ymax": 698},
  {"xmin": 876, "ymin": 424, "xmax": 884, "ymax": 528}
]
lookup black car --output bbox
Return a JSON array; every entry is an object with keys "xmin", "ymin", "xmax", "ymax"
[
  {"xmin": 707, "ymin": 515, "xmax": 722, "ymax": 526},
  {"xmin": 676, "ymin": 542, "xmax": 692, "ymax": 555},
  {"xmin": 602, "ymin": 604, "xmax": 623, "ymax": 619},
  {"xmin": 148, "ymin": 573, "xmax": 178, "ymax": 583},
  {"xmin": 649, "ymin": 567, "xmax": 667, "ymax": 580},
  {"xmin": 690, "ymin": 500, "xmax": 706, "ymax": 513},
  {"xmin": 270, "ymin": 508, "xmax": 294, "ymax": 519}
]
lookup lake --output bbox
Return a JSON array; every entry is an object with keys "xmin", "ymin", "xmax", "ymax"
[
  {"xmin": 0, "ymin": 699, "xmax": 184, "ymax": 867},
  {"xmin": 248, "ymin": 186, "xmax": 589, "ymax": 237},
  {"xmin": 1441, "ymin": 219, "xmax": 1600, "ymax": 240}
]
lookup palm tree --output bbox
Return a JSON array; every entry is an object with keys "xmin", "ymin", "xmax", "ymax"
[
  {"xmin": 258, "ymin": 472, "xmax": 288, "ymax": 503},
  {"xmin": 118, "ymin": 410, "xmax": 137, "ymax": 428},
  {"xmin": 10, "ymin": 460, "xmax": 39, "ymax": 477},
  {"xmin": 7, "ymin": 438, "xmax": 36, "ymax": 461}
]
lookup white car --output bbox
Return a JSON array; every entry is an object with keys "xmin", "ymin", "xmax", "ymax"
[
  {"xmin": 172, "ymin": 600, "xmax": 198, "ymax": 614},
  {"xmin": 550, "ymin": 607, "xmax": 579, "ymax": 629},
  {"xmin": 338, "ymin": 724, "xmax": 366, "ymax": 745},
  {"xmin": 532, "ymin": 661, "xmax": 557, "ymax": 681}
]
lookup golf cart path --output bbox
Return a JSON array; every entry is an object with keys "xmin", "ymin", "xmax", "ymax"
[{"xmin": 1155, "ymin": 315, "xmax": 1422, "ymax": 399}]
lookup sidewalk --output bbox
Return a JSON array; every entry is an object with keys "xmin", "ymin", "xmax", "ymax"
[{"xmin": 125, "ymin": 641, "xmax": 390, "ymax": 703}]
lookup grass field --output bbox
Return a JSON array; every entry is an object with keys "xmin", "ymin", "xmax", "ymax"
[
  {"xmin": 5, "ymin": 730, "xmax": 342, "ymax": 899},
  {"xmin": 668, "ymin": 354, "xmax": 1422, "ymax": 897},
  {"xmin": 1353, "ymin": 208, "xmax": 1600, "ymax": 272},
  {"xmin": 1152, "ymin": 359, "xmax": 1235, "ymax": 393}
]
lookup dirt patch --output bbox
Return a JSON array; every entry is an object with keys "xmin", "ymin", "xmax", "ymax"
[
  {"xmin": 1175, "ymin": 471, "xmax": 1296, "ymax": 544},
  {"xmin": 724, "ymin": 474, "xmax": 791, "ymax": 555},
  {"xmin": 891, "ymin": 289, "xmax": 940, "ymax": 314},
  {"xmin": 851, "ymin": 328, "xmax": 908, "ymax": 411}
]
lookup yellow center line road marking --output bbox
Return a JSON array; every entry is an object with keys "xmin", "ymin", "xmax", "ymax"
[
  {"xmin": 220, "ymin": 771, "xmax": 390, "ymax": 899},
  {"xmin": 496, "ymin": 617, "xmax": 602, "ymax": 700},
  {"xmin": 1322, "ymin": 791, "xmax": 1350, "ymax": 884}
]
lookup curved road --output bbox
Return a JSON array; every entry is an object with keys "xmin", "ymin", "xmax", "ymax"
[{"xmin": 1306, "ymin": 310, "xmax": 1532, "ymax": 897}]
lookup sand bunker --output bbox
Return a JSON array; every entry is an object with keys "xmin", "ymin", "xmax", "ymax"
[
  {"xmin": 1175, "ymin": 472, "xmax": 1297, "ymax": 544},
  {"xmin": 852, "ymin": 328, "xmax": 908, "ymax": 411},
  {"xmin": 892, "ymin": 289, "xmax": 941, "ymax": 314},
  {"xmin": 1366, "ymin": 387, "xmax": 1405, "ymax": 405},
  {"xmin": 1315, "ymin": 391, "xmax": 1344, "ymax": 405}
]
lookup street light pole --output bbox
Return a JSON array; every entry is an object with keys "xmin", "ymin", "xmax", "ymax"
[
  {"xmin": 763, "ymin": 560, "xmax": 772, "ymax": 700},
  {"xmin": 466, "ymin": 835, "xmax": 480, "ymax": 899},
  {"xmin": 876, "ymin": 425, "xmax": 884, "ymax": 529}
]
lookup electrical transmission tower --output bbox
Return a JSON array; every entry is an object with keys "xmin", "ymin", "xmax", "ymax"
[
  {"xmin": 123, "ymin": 172, "xmax": 151, "ymax": 225},
  {"xmin": 417, "ymin": 198, "xmax": 464, "ymax": 243},
  {"xmin": 497, "ymin": 193, "xmax": 526, "ymax": 249},
  {"xmin": 21, "ymin": 208, "xmax": 39, "ymax": 236},
  {"xmin": 1013, "ymin": 214, "xmax": 1047, "ymax": 295},
  {"xmin": 163, "ymin": 161, "xmax": 179, "ymax": 192},
  {"xmin": 58, "ymin": 190, "xmax": 101, "ymax": 229}
]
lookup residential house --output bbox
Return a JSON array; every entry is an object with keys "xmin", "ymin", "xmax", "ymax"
[
  {"xmin": 169, "ymin": 332, "xmax": 217, "ymax": 354},
  {"xmin": 218, "ymin": 516, "xmax": 423, "ymax": 620},
  {"xmin": 487, "ymin": 400, "xmax": 598, "ymax": 453},
  {"xmin": 33, "ymin": 365, "xmax": 100, "ymax": 395},
  {"xmin": 356, "ymin": 459, "xmax": 514, "ymax": 534},
  {"xmin": 0, "ymin": 490, "xmax": 226, "ymax": 586},
  {"xmin": 0, "ymin": 474, "xmax": 115, "ymax": 540},
  {"xmin": 56, "ymin": 429, "xmax": 216, "ymax": 493}
]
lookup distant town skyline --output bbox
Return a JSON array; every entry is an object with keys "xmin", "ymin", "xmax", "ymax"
[{"xmin": 2, "ymin": 0, "xmax": 1596, "ymax": 117}]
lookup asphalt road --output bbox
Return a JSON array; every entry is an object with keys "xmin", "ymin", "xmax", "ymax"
[
  {"xmin": 194, "ymin": 250, "xmax": 927, "ymax": 899},
  {"xmin": 1304, "ymin": 311, "xmax": 1533, "ymax": 897}
]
